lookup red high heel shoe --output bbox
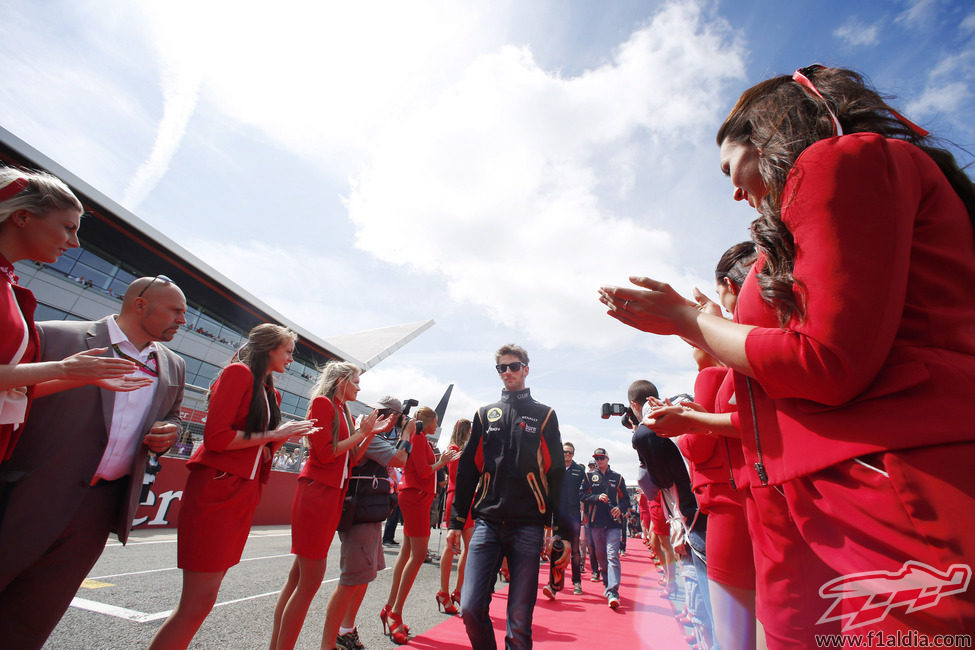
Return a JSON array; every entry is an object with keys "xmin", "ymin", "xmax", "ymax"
[
  {"xmin": 381, "ymin": 604, "xmax": 409, "ymax": 635},
  {"xmin": 451, "ymin": 590, "xmax": 462, "ymax": 608},
  {"xmin": 498, "ymin": 566, "xmax": 510, "ymax": 582},
  {"xmin": 436, "ymin": 590, "xmax": 459, "ymax": 615},
  {"xmin": 387, "ymin": 611, "xmax": 410, "ymax": 645}
]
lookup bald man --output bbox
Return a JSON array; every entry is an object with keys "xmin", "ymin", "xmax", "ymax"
[{"xmin": 0, "ymin": 275, "xmax": 187, "ymax": 649}]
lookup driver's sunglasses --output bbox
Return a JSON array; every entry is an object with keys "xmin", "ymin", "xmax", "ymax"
[{"xmin": 496, "ymin": 362, "xmax": 527, "ymax": 373}]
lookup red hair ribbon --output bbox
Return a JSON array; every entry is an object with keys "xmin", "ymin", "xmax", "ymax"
[
  {"xmin": 793, "ymin": 66, "xmax": 844, "ymax": 136},
  {"xmin": 887, "ymin": 107, "xmax": 929, "ymax": 137},
  {"xmin": 794, "ymin": 65, "xmax": 930, "ymax": 138},
  {"xmin": 0, "ymin": 177, "xmax": 28, "ymax": 203}
]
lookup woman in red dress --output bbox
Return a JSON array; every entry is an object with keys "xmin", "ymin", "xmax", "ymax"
[
  {"xmin": 436, "ymin": 418, "xmax": 473, "ymax": 615},
  {"xmin": 0, "ymin": 169, "xmax": 144, "ymax": 461},
  {"xmin": 269, "ymin": 362, "xmax": 391, "ymax": 650},
  {"xmin": 382, "ymin": 406, "xmax": 458, "ymax": 643},
  {"xmin": 149, "ymin": 324, "xmax": 316, "ymax": 650},
  {"xmin": 602, "ymin": 65, "xmax": 975, "ymax": 637}
]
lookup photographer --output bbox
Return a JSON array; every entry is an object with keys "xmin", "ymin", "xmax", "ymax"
[{"xmin": 628, "ymin": 379, "xmax": 713, "ymax": 648}]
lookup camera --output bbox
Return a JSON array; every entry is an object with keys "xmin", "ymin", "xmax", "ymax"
[
  {"xmin": 600, "ymin": 403, "xmax": 627, "ymax": 419},
  {"xmin": 601, "ymin": 402, "xmax": 638, "ymax": 430},
  {"xmin": 401, "ymin": 398, "xmax": 419, "ymax": 417}
]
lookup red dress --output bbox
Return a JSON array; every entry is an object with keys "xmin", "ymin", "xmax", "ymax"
[
  {"xmin": 178, "ymin": 363, "xmax": 282, "ymax": 572},
  {"xmin": 290, "ymin": 396, "xmax": 351, "ymax": 560},
  {"xmin": 677, "ymin": 367, "xmax": 754, "ymax": 591},
  {"xmin": 0, "ymin": 256, "xmax": 38, "ymax": 462},
  {"xmin": 735, "ymin": 134, "xmax": 975, "ymax": 635},
  {"xmin": 442, "ymin": 443, "xmax": 474, "ymax": 530},
  {"xmin": 398, "ymin": 430, "xmax": 436, "ymax": 537}
]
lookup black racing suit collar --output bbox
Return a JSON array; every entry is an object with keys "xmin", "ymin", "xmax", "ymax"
[{"xmin": 500, "ymin": 387, "xmax": 532, "ymax": 403}]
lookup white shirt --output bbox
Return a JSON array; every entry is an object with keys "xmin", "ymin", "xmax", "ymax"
[{"xmin": 91, "ymin": 316, "xmax": 159, "ymax": 482}]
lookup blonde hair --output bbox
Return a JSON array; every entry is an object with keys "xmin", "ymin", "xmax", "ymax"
[
  {"xmin": 310, "ymin": 361, "xmax": 360, "ymax": 402},
  {"xmin": 309, "ymin": 361, "xmax": 360, "ymax": 449},
  {"xmin": 415, "ymin": 406, "xmax": 438, "ymax": 432},
  {"xmin": 0, "ymin": 168, "xmax": 82, "ymax": 225}
]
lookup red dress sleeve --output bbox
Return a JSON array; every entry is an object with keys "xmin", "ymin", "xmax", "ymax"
[
  {"xmin": 307, "ymin": 396, "xmax": 345, "ymax": 465},
  {"xmin": 203, "ymin": 363, "xmax": 254, "ymax": 452},
  {"xmin": 744, "ymin": 134, "xmax": 921, "ymax": 404}
]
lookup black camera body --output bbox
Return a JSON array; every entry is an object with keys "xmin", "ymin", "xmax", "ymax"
[
  {"xmin": 600, "ymin": 403, "xmax": 627, "ymax": 419},
  {"xmin": 601, "ymin": 402, "xmax": 637, "ymax": 429},
  {"xmin": 399, "ymin": 398, "xmax": 421, "ymax": 434}
]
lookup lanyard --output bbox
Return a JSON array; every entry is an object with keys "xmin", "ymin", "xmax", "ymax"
[{"xmin": 112, "ymin": 343, "xmax": 158, "ymax": 377}]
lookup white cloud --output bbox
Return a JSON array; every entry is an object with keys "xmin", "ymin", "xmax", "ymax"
[
  {"xmin": 905, "ymin": 49, "xmax": 975, "ymax": 120},
  {"xmin": 128, "ymin": 0, "xmax": 743, "ymax": 352},
  {"xmin": 905, "ymin": 81, "xmax": 970, "ymax": 116},
  {"xmin": 834, "ymin": 17, "xmax": 881, "ymax": 46},
  {"xmin": 895, "ymin": 0, "xmax": 938, "ymax": 29},
  {"xmin": 963, "ymin": 12, "xmax": 975, "ymax": 32},
  {"xmin": 346, "ymin": 2, "xmax": 744, "ymax": 349},
  {"xmin": 357, "ymin": 364, "xmax": 483, "ymax": 449},
  {"xmin": 122, "ymin": 0, "xmax": 207, "ymax": 208}
]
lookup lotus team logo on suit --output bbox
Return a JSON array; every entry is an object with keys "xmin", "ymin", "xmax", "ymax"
[{"xmin": 486, "ymin": 407, "xmax": 503, "ymax": 422}]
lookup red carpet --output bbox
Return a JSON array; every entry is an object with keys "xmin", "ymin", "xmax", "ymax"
[{"xmin": 409, "ymin": 545, "xmax": 690, "ymax": 648}]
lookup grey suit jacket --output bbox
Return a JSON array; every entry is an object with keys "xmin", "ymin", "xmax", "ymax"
[{"xmin": 0, "ymin": 316, "xmax": 185, "ymax": 553}]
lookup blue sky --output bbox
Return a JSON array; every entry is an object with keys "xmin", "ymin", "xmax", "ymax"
[{"xmin": 2, "ymin": 0, "xmax": 973, "ymax": 482}]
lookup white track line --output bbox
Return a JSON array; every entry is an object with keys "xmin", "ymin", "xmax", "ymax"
[
  {"xmin": 88, "ymin": 553, "xmax": 293, "ymax": 580},
  {"xmin": 105, "ymin": 532, "xmax": 291, "ymax": 547},
  {"xmin": 73, "ymin": 567, "xmax": 391, "ymax": 623}
]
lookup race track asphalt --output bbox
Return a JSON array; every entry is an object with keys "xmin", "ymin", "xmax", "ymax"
[{"xmin": 45, "ymin": 524, "xmax": 461, "ymax": 649}]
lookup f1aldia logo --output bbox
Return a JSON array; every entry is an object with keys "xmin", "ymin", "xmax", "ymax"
[{"xmin": 817, "ymin": 560, "xmax": 971, "ymax": 631}]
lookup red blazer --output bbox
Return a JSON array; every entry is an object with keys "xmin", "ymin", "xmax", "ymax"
[
  {"xmin": 678, "ymin": 367, "xmax": 746, "ymax": 495},
  {"xmin": 0, "ymin": 259, "xmax": 39, "ymax": 462},
  {"xmin": 188, "ymin": 363, "xmax": 282, "ymax": 481},
  {"xmin": 733, "ymin": 133, "xmax": 975, "ymax": 485},
  {"xmin": 298, "ymin": 396, "xmax": 352, "ymax": 488},
  {"xmin": 445, "ymin": 443, "xmax": 461, "ymax": 497},
  {"xmin": 400, "ymin": 429, "xmax": 435, "ymax": 494}
]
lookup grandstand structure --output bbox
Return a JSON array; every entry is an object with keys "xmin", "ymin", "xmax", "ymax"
[{"xmin": 0, "ymin": 125, "xmax": 432, "ymax": 460}]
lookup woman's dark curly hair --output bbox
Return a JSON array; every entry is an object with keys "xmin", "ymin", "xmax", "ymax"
[{"xmin": 716, "ymin": 66, "xmax": 975, "ymax": 326}]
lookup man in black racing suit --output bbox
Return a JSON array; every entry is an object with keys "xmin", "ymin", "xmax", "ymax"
[{"xmin": 447, "ymin": 343, "xmax": 564, "ymax": 650}]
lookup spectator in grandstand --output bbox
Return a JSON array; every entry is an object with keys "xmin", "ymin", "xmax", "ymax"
[
  {"xmin": 147, "ymin": 324, "xmax": 316, "ymax": 649},
  {"xmin": 602, "ymin": 65, "xmax": 975, "ymax": 636},
  {"xmin": 268, "ymin": 362, "xmax": 391, "ymax": 650},
  {"xmin": 0, "ymin": 169, "xmax": 147, "ymax": 462}
]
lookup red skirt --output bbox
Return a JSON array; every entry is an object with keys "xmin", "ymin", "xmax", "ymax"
[
  {"xmin": 290, "ymin": 477, "xmax": 346, "ymax": 560},
  {"xmin": 443, "ymin": 488, "xmax": 474, "ymax": 530},
  {"xmin": 398, "ymin": 487, "xmax": 434, "ymax": 537},
  {"xmin": 177, "ymin": 465, "xmax": 263, "ymax": 572}
]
